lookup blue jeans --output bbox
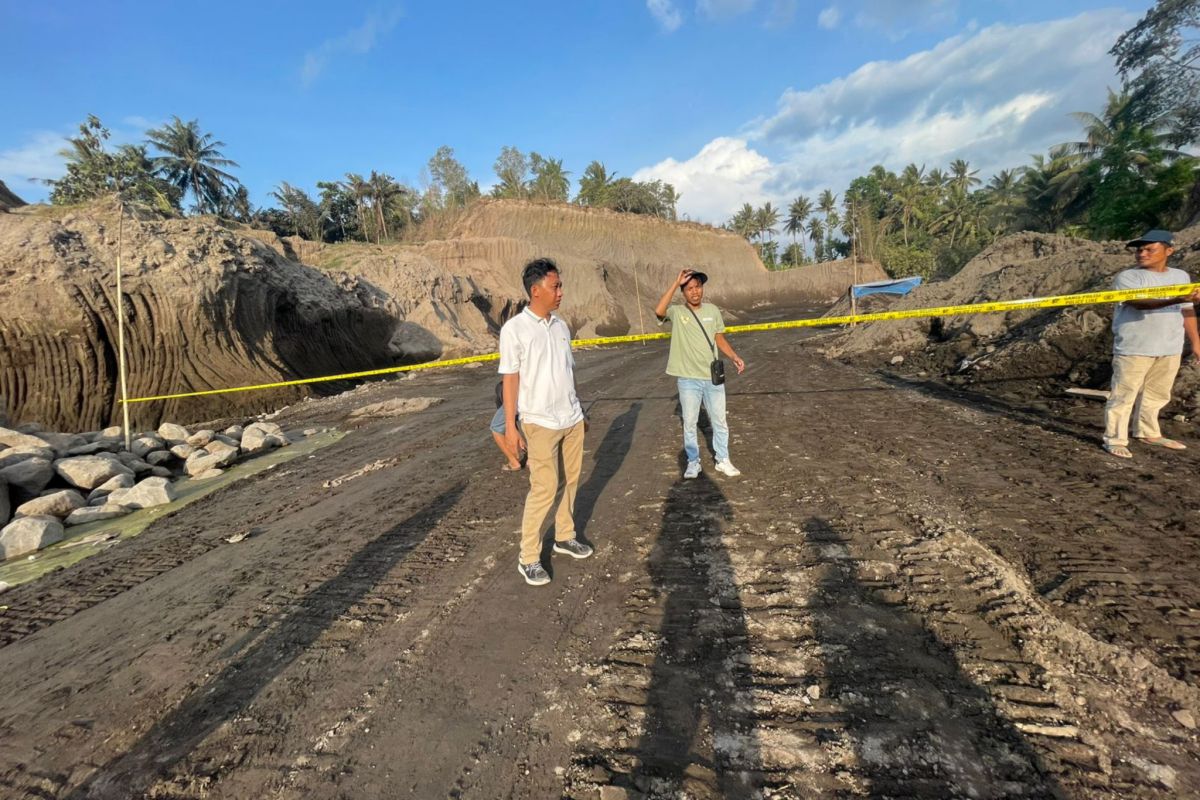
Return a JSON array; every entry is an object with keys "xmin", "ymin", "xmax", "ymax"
[{"xmin": 677, "ymin": 378, "xmax": 729, "ymax": 463}]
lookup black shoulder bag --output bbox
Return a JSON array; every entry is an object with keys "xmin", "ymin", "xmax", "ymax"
[{"xmin": 687, "ymin": 307, "xmax": 726, "ymax": 386}]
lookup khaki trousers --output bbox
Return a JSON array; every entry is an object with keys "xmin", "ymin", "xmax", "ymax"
[
  {"xmin": 1103, "ymin": 354, "xmax": 1182, "ymax": 446},
  {"xmin": 520, "ymin": 420, "xmax": 586, "ymax": 565}
]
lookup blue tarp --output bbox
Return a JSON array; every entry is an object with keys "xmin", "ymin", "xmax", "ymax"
[{"xmin": 851, "ymin": 276, "xmax": 923, "ymax": 299}]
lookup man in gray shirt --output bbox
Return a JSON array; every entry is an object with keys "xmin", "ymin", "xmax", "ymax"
[{"xmin": 1102, "ymin": 229, "xmax": 1200, "ymax": 458}]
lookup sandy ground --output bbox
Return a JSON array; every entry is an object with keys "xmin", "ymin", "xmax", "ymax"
[{"xmin": 1, "ymin": 310, "xmax": 1198, "ymax": 799}]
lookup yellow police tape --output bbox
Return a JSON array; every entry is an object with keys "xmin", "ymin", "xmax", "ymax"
[{"xmin": 122, "ymin": 281, "xmax": 1200, "ymax": 404}]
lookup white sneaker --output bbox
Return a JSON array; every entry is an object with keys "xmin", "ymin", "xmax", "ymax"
[
  {"xmin": 714, "ymin": 459, "xmax": 741, "ymax": 477},
  {"xmin": 683, "ymin": 460, "xmax": 701, "ymax": 479}
]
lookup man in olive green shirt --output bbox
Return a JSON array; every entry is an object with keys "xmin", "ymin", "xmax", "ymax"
[{"xmin": 654, "ymin": 268, "xmax": 746, "ymax": 479}]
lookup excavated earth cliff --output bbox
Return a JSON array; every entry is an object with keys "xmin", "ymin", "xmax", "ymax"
[
  {"xmin": 0, "ymin": 202, "xmax": 397, "ymax": 431},
  {"xmin": 827, "ymin": 226, "xmax": 1200, "ymax": 414},
  {"xmin": 292, "ymin": 200, "xmax": 886, "ymax": 343},
  {"xmin": 1, "ymin": 199, "xmax": 882, "ymax": 430}
]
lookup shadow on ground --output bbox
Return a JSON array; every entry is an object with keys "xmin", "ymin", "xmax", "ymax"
[{"xmin": 67, "ymin": 484, "xmax": 466, "ymax": 800}]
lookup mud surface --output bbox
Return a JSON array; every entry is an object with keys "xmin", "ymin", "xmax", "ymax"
[{"xmin": 1, "ymin": 312, "xmax": 1198, "ymax": 799}]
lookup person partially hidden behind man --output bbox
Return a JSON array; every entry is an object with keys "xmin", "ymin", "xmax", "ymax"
[
  {"xmin": 654, "ymin": 267, "xmax": 745, "ymax": 479},
  {"xmin": 1102, "ymin": 229, "xmax": 1200, "ymax": 458},
  {"xmin": 499, "ymin": 257, "xmax": 593, "ymax": 586}
]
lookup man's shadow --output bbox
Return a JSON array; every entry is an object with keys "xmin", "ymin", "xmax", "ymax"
[
  {"xmin": 630, "ymin": 473, "xmax": 760, "ymax": 797},
  {"xmin": 806, "ymin": 517, "xmax": 1063, "ymax": 797},
  {"xmin": 539, "ymin": 402, "xmax": 642, "ymax": 566},
  {"xmin": 66, "ymin": 484, "xmax": 465, "ymax": 800}
]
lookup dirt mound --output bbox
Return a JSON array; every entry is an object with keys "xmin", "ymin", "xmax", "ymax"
[
  {"xmin": 826, "ymin": 227, "xmax": 1200, "ymax": 413},
  {"xmin": 293, "ymin": 200, "xmax": 886, "ymax": 341},
  {"xmin": 0, "ymin": 202, "xmax": 396, "ymax": 431},
  {"xmin": 0, "ymin": 180, "xmax": 26, "ymax": 212},
  {"xmin": 1, "ymin": 199, "xmax": 884, "ymax": 429}
]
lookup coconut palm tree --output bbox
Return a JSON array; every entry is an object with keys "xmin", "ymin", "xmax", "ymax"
[
  {"xmin": 529, "ymin": 155, "xmax": 571, "ymax": 201},
  {"xmin": 341, "ymin": 173, "xmax": 372, "ymax": 241},
  {"xmin": 144, "ymin": 117, "xmax": 239, "ymax": 214},
  {"xmin": 949, "ymin": 159, "xmax": 981, "ymax": 193},
  {"xmin": 731, "ymin": 203, "xmax": 757, "ymax": 241},
  {"xmin": 755, "ymin": 202, "xmax": 780, "ymax": 250},
  {"xmin": 576, "ymin": 161, "xmax": 614, "ymax": 206},
  {"xmin": 785, "ymin": 196, "xmax": 812, "ymax": 260},
  {"xmin": 806, "ymin": 216, "xmax": 825, "ymax": 261}
]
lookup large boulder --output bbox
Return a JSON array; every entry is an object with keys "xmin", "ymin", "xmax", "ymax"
[
  {"xmin": 86, "ymin": 473, "xmax": 135, "ymax": 504},
  {"xmin": 0, "ymin": 516, "xmax": 65, "ymax": 560},
  {"xmin": 35, "ymin": 432, "xmax": 89, "ymax": 457},
  {"xmin": 145, "ymin": 450, "xmax": 174, "ymax": 467},
  {"xmin": 0, "ymin": 457, "xmax": 54, "ymax": 496},
  {"xmin": 65, "ymin": 504, "xmax": 131, "ymax": 526},
  {"xmin": 15, "ymin": 489, "xmax": 86, "ymax": 519},
  {"xmin": 0, "ymin": 446, "xmax": 56, "ymax": 470},
  {"xmin": 185, "ymin": 440, "xmax": 239, "ymax": 476},
  {"xmin": 157, "ymin": 423, "xmax": 190, "ymax": 444},
  {"xmin": 54, "ymin": 455, "xmax": 135, "ymax": 490},
  {"xmin": 129, "ymin": 435, "xmax": 165, "ymax": 458},
  {"xmin": 66, "ymin": 441, "xmax": 118, "ymax": 456},
  {"xmin": 105, "ymin": 476, "xmax": 176, "ymax": 509},
  {"xmin": 241, "ymin": 422, "xmax": 289, "ymax": 455},
  {"xmin": 186, "ymin": 430, "xmax": 215, "ymax": 448},
  {"xmin": 0, "ymin": 426, "xmax": 52, "ymax": 451}
]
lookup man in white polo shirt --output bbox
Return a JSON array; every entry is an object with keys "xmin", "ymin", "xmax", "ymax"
[{"xmin": 499, "ymin": 258, "xmax": 593, "ymax": 586}]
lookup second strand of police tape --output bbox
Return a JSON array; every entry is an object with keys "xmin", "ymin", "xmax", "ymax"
[{"xmin": 122, "ymin": 281, "xmax": 1200, "ymax": 404}]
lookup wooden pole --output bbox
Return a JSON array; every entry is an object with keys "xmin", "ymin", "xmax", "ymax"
[
  {"xmin": 633, "ymin": 264, "xmax": 646, "ymax": 345},
  {"xmin": 115, "ymin": 195, "xmax": 132, "ymax": 450}
]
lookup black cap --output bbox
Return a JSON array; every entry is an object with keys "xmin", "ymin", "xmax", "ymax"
[
  {"xmin": 1126, "ymin": 229, "xmax": 1174, "ymax": 247},
  {"xmin": 680, "ymin": 270, "xmax": 708, "ymax": 287}
]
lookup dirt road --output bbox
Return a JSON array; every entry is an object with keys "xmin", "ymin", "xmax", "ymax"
[{"xmin": 1, "ymin": 319, "xmax": 1198, "ymax": 799}]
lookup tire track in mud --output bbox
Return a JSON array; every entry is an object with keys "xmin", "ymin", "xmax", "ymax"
[
  {"xmin": 564, "ymin": 341, "xmax": 1199, "ymax": 799},
  {"xmin": 0, "ymin": 421, "xmax": 448, "ymax": 649}
]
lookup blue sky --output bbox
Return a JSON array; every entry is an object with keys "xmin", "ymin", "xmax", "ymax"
[{"xmin": 1, "ymin": 0, "xmax": 1149, "ymax": 223}]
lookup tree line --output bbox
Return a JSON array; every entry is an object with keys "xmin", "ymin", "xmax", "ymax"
[
  {"xmin": 45, "ymin": 122, "xmax": 681, "ymax": 244},
  {"xmin": 729, "ymin": 0, "xmax": 1199, "ymax": 278}
]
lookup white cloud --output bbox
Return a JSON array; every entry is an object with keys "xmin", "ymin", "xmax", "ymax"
[
  {"xmin": 817, "ymin": 5, "xmax": 841, "ymax": 29},
  {"xmin": 766, "ymin": 0, "xmax": 798, "ymax": 29},
  {"xmin": 852, "ymin": 0, "xmax": 957, "ymax": 36},
  {"xmin": 634, "ymin": 10, "xmax": 1133, "ymax": 223},
  {"xmin": 301, "ymin": 7, "xmax": 404, "ymax": 87},
  {"xmin": 633, "ymin": 137, "xmax": 774, "ymax": 222},
  {"xmin": 647, "ymin": 0, "xmax": 684, "ymax": 32},
  {"xmin": 0, "ymin": 131, "xmax": 68, "ymax": 201},
  {"xmin": 697, "ymin": 0, "xmax": 757, "ymax": 20}
]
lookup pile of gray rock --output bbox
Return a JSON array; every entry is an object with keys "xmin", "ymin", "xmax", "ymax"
[{"xmin": 0, "ymin": 420, "xmax": 290, "ymax": 560}]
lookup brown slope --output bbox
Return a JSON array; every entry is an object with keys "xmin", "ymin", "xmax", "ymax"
[
  {"xmin": 0, "ymin": 202, "xmax": 396, "ymax": 430},
  {"xmin": 827, "ymin": 226, "xmax": 1200, "ymax": 413}
]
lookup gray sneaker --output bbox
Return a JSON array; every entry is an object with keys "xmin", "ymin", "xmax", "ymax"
[
  {"xmin": 683, "ymin": 460, "xmax": 701, "ymax": 479},
  {"xmin": 518, "ymin": 561, "xmax": 551, "ymax": 586},
  {"xmin": 553, "ymin": 538, "xmax": 594, "ymax": 559}
]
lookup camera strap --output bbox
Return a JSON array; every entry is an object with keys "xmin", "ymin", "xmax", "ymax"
[{"xmin": 686, "ymin": 306, "xmax": 718, "ymax": 358}]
